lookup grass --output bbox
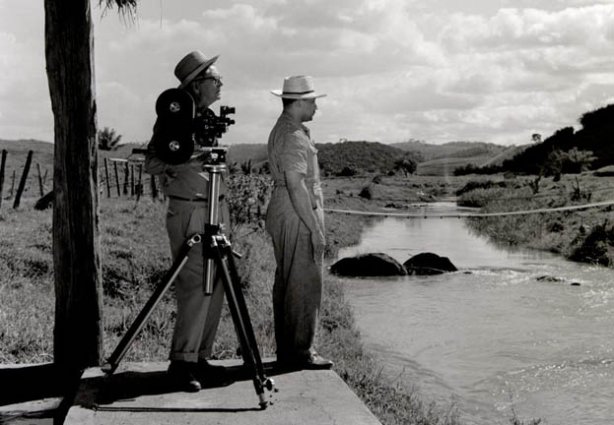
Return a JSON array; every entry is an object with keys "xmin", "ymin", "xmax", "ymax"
[
  {"xmin": 0, "ymin": 173, "xmax": 554, "ymax": 425},
  {"xmin": 458, "ymin": 172, "xmax": 614, "ymax": 265}
]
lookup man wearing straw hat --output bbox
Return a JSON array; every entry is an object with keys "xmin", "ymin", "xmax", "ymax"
[
  {"xmin": 266, "ymin": 75, "xmax": 333, "ymax": 370},
  {"xmin": 145, "ymin": 51, "xmax": 228, "ymax": 392}
]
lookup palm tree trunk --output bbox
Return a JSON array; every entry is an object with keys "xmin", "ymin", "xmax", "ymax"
[{"xmin": 44, "ymin": 0, "xmax": 103, "ymax": 369}]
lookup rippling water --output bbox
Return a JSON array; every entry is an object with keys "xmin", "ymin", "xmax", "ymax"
[{"xmin": 335, "ymin": 203, "xmax": 614, "ymax": 425}]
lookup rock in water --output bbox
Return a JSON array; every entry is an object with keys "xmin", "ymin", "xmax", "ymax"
[
  {"xmin": 403, "ymin": 252, "xmax": 457, "ymax": 275},
  {"xmin": 330, "ymin": 253, "xmax": 406, "ymax": 276}
]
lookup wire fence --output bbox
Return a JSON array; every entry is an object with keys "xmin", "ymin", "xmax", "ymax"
[{"xmin": 325, "ymin": 199, "xmax": 614, "ymax": 219}]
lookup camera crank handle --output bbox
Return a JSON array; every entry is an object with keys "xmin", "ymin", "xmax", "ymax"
[{"xmin": 232, "ymin": 249, "xmax": 243, "ymax": 259}]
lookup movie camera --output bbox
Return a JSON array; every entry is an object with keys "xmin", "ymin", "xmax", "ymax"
[{"xmin": 152, "ymin": 88, "xmax": 236, "ymax": 165}]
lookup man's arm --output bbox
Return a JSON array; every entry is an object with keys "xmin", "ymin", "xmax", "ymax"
[{"xmin": 285, "ymin": 169, "xmax": 325, "ymax": 261}]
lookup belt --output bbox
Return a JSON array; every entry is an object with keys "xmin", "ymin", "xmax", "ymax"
[{"xmin": 168, "ymin": 195, "xmax": 208, "ymax": 202}]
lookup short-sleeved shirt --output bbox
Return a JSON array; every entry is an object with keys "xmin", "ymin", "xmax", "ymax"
[{"xmin": 267, "ymin": 111, "xmax": 321, "ymax": 197}]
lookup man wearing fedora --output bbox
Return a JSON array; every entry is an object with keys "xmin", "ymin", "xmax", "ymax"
[
  {"xmin": 265, "ymin": 75, "xmax": 333, "ymax": 370},
  {"xmin": 145, "ymin": 51, "xmax": 228, "ymax": 392}
]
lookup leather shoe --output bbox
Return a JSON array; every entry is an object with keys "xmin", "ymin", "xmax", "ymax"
[
  {"xmin": 168, "ymin": 361, "xmax": 201, "ymax": 392},
  {"xmin": 196, "ymin": 359, "xmax": 227, "ymax": 381},
  {"xmin": 303, "ymin": 352, "xmax": 334, "ymax": 370},
  {"xmin": 278, "ymin": 352, "xmax": 333, "ymax": 370}
]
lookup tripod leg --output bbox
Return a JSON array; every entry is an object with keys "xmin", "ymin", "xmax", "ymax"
[
  {"xmin": 224, "ymin": 245, "xmax": 267, "ymax": 379},
  {"xmin": 102, "ymin": 234, "xmax": 201, "ymax": 375},
  {"xmin": 212, "ymin": 243, "xmax": 273, "ymax": 409}
]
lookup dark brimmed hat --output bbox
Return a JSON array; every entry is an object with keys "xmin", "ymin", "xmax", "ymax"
[
  {"xmin": 174, "ymin": 51, "xmax": 219, "ymax": 89},
  {"xmin": 271, "ymin": 75, "xmax": 326, "ymax": 99}
]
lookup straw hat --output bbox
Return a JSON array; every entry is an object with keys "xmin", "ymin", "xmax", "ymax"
[
  {"xmin": 174, "ymin": 51, "xmax": 219, "ymax": 89},
  {"xmin": 271, "ymin": 75, "xmax": 326, "ymax": 99}
]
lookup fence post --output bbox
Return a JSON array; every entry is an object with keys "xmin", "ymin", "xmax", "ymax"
[
  {"xmin": 130, "ymin": 164, "xmax": 135, "ymax": 197},
  {"xmin": 13, "ymin": 150, "xmax": 33, "ymax": 209},
  {"xmin": 37, "ymin": 163, "xmax": 45, "ymax": 197},
  {"xmin": 10, "ymin": 170, "xmax": 16, "ymax": 198},
  {"xmin": 135, "ymin": 164, "xmax": 143, "ymax": 202},
  {"xmin": 0, "ymin": 150, "xmax": 7, "ymax": 209},
  {"xmin": 113, "ymin": 162, "xmax": 120, "ymax": 197},
  {"xmin": 123, "ymin": 162, "xmax": 129, "ymax": 196},
  {"xmin": 104, "ymin": 158, "xmax": 111, "ymax": 198},
  {"xmin": 150, "ymin": 174, "xmax": 158, "ymax": 200}
]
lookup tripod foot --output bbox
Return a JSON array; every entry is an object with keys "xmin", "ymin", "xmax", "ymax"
[
  {"xmin": 258, "ymin": 395, "xmax": 268, "ymax": 410},
  {"xmin": 101, "ymin": 362, "xmax": 116, "ymax": 376}
]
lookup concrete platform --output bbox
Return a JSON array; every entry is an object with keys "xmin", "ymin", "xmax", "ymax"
[{"xmin": 65, "ymin": 360, "xmax": 382, "ymax": 425}]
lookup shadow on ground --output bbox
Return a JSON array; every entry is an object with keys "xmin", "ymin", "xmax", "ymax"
[
  {"xmin": 0, "ymin": 363, "xmax": 81, "ymax": 423},
  {"xmin": 0, "ymin": 360, "xmax": 288, "ymax": 421},
  {"xmin": 76, "ymin": 360, "xmax": 285, "ymax": 413},
  {"xmin": 0, "ymin": 364, "xmax": 63, "ymax": 406}
]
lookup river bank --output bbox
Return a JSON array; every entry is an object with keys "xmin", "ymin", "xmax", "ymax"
[{"xmin": 455, "ymin": 172, "xmax": 614, "ymax": 267}]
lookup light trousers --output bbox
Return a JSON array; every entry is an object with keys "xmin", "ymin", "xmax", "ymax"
[
  {"xmin": 166, "ymin": 199, "xmax": 225, "ymax": 362},
  {"xmin": 266, "ymin": 189, "xmax": 324, "ymax": 359}
]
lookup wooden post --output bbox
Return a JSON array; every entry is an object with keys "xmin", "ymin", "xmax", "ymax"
[
  {"xmin": 0, "ymin": 150, "xmax": 7, "ymax": 209},
  {"xmin": 150, "ymin": 174, "xmax": 158, "ymax": 200},
  {"xmin": 10, "ymin": 170, "xmax": 16, "ymax": 198},
  {"xmin": 45, "ymin": 0, "xmax": 102, "ymax": 368},
  {"xmin": 136, "ymin": 163, "xmax": 143, "ymax": 202},
  {"xmin": 130, "ymin": 164, "xmax": 135, "ymax": 197},
  {"xmin": 113, "ymin": 162, "xmax": 121, "ymax": 197},
  {"xmin": 13, "ymin": 150, "xmax": 33, "ymax": 209},
  {"xmin": 123, "ymin": 162, "xmax": 129, "ymax": 196},
  {"xmin": 37, "ymin": 163, "xmax": 45, "ymax": 197},
  {"xmin": 104, "ymin": 158, "xmax": 111, "ymax": 198}
]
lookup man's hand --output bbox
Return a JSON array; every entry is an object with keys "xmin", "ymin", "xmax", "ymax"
[{"xmin": 311, "ymin": 226, "xmax": 325, "ymax": 263}]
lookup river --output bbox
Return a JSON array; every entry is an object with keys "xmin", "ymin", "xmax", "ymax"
[{"xmin": 335, "ymin": 202, "xmax": 614, "ymax": 425}]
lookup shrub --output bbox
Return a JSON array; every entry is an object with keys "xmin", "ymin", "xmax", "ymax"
[
  {"xmin": 338, "ymin": 166, "xmax": 358, "ymax": 177},
  {"xmin": 359, "ymin": 185, "xmax": 372, "ymax": 200}
]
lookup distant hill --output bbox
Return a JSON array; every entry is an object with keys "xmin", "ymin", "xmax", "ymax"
[
  {"xmin": 316, "ymin": 141, "xmax": 418, "ymax": 176},
  {"xmin": 390, "ymin": 140, "xmax": 508, "ymax": 176},
  {"xmin": 227, "ymin": 143, "xmax": 268, "ymax": 167},
  {"xmin": 417, "ymin": 154, "xmax": 497, "ymax": 176},
  {"xmin": 392, "ymin": 140, "xmax": 507, "ymax": 162},
  {"xmin": 480, "ymin": 144, "xmax": 530, "ymax": 168},
  {"xmin": 225, "ymin": 140, "xmax": 421, "ymax": 176}
]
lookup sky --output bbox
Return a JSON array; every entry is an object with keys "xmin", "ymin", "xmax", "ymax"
[{"xmin": 1, "ymin": 0, "xmax": 614, "ymax": 146}]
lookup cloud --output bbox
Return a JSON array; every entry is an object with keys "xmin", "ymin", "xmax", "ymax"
[{"xmin": 2, "ymin": 0, "xmax": 614, "ymax": 146}]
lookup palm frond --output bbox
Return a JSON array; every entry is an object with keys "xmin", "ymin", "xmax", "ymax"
[{"xmin": 99, "ymin": 0, "xmax": 137, "ymax": 20}]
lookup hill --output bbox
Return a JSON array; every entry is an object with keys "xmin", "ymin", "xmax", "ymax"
[
  {"xmin": 226, "ymin": 143, "xmax": 268, "ymax": 167},
  {"xmin": 480, "ymin": 144, "xmax": 530, "ymax": 168},
  {"xmin": 490, "ymin": 103, "xmax": 614, "ymax": 175},
  {"xmin": 316, "ymin": 141, "xmax": 417, "ymax": 176},
  {"xmin": 417, "ymin": 154, "xmax": 497, "ymax": 176},
  {"xmin": 392, "ymin": 140, "xmax": 507, "ymax": 162}
]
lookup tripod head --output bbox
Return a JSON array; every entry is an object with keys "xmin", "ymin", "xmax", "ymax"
[{"xmin": 197, "ymin": 146, "xmax": 228, "ymax": 167}]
